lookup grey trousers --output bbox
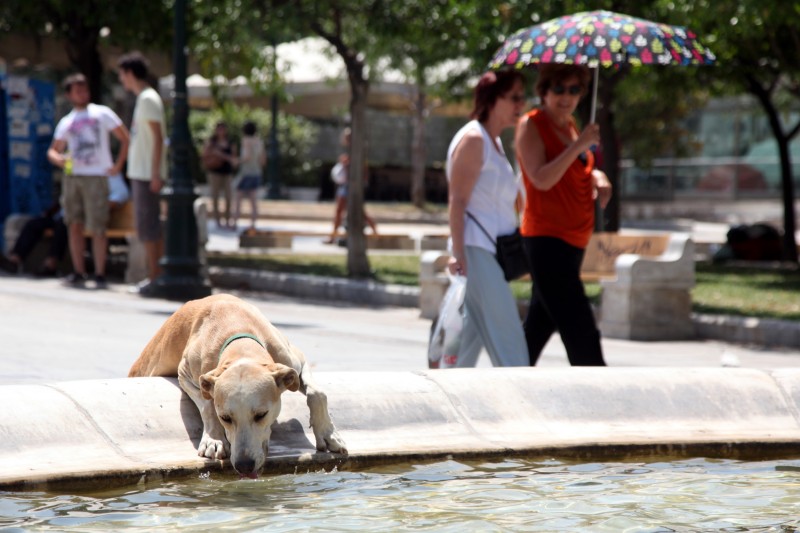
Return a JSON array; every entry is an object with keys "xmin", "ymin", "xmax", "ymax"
[{"xmin": 456, "ymin": 245, "xmax": 529, "ymax": 367}]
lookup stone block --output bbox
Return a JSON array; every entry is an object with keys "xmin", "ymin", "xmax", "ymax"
[
  {"xmin": 600, "ymin": 233, "xmax": 696, "ymax": 340},
  {"xmin": 365, "ymin": 234, "xmax": 415, "ymax": 250},
  {"xmin": 420, "ymin": 234, "xmax": 449, "ymax": 251},
  {"xmin": 240, "ymin": 231, "xmax": 295, "ymax": 248}
]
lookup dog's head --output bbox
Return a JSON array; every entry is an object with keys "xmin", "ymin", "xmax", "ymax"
[{"xmin": 199, "ymin": 359, "xmax": 299, "ymax": 478}]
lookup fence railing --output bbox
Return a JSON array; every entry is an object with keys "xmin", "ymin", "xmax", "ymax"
[{"xmin": 619, "ymin": 157, "xmax": 799, "ymax": 201}]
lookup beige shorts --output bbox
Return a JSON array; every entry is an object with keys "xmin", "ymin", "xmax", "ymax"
[{"xmin": 62, "ymin": 174, "xmax": 109, "ymax": 234}]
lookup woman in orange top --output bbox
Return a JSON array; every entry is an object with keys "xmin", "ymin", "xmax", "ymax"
[{"xmin": 515, "ymin": 64, "xmax": 612, "ymax": 366}]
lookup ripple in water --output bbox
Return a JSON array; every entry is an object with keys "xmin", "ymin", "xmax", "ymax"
[{"xmin": 2, "ymin": 457, "xmax": 800, "ymax": 531}]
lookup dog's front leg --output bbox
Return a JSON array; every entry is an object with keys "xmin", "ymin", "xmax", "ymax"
[
  {"xmin": 179, "ymin": 373, "xmax": 230, "ymax": 460},
  {"xmin": 299, "ymin": 365, "xmax": 348, "ymax": 454}
]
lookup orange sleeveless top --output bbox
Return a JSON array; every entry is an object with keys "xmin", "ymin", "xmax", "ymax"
[{"xmin": 519, "ymin": 108, "xmax": 595, "ymax": 249}]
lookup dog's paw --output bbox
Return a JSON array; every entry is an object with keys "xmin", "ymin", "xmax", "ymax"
[
  {"xmin": 197, "ymin": 433, "xmax": 230, "ymax": 460},
  {"xmin": 316, "ymin": 428, "xmax": 348, "ymax": 455}
]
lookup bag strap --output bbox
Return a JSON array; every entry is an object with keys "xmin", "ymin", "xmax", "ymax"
[{"xmin": 465, "ymin": 211, "xmax": 496, "ymax": 246}]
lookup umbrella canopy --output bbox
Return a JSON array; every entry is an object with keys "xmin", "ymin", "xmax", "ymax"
[
  {"xmin": 490, "ymin": 10, "xmax": 715, "ymax": 69},
  {"xmin": 489, "ymin": 10, "xmax": 716, "ymax": 120}
]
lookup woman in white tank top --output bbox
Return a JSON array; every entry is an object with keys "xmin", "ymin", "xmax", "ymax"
[
  {"xmin": 232, "ymin": 121, "xmax": 266, "ymax": 231},
  {"xmin": 444, "ymin": 70, "xmax": 529, "ymax": 368}
]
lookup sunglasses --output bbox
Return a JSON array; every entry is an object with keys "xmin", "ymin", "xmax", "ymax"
[
  {"xmin": 505, "ymin": 94, "xmax": 526, "ymax": 103},
  {"xmin": 551, "ymin": 84, "xmax": 582, "ymax": 96}
]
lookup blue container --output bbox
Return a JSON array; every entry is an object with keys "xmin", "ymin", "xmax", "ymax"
[{"xmin": 0, "ymin": 75, "xmax": 55, "ymax": 250}]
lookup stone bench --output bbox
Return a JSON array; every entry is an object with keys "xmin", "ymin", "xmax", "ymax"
[
  {"xmin": 580, "ymin": 232, "xmax": 671, "ymax": 281},
  {"xmin": 102, "ymin": 201, "xmax": 147, "ymax": 284},
  {"xmin": 239, "ymin": 230, "xmax": 416, "ymax": 250},
  {"xmin": 599, "ymin": 232, "xmax": 695, "ymax": 341},
  {"xmin": 419, "ymin": 232, "xmax": 696, "ymax": 341},
  {"xmin": 239, "ymin": 229, "xmax": 316, "ymax": 248}
]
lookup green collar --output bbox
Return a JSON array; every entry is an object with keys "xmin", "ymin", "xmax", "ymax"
[{"xmin": 219, "ymin": 333, "xmax": 266, "ymax": 358}]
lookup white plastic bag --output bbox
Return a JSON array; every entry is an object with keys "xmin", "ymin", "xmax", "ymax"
[
  {"xmin": 330, "ymin": 162, "xmax": 347, "ymax": 185},
  {"xmin": 427, "ymin": 273, "xmax": 466, "ymax": 369}
]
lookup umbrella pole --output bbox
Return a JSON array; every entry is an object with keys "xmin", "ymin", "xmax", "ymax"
[
  {"xmin": 589, "ymin": 66, "xmax": 602, "ymax": 232},
  {"xmin": 590, "ymin": 66, "xmax": 599, "ymax": 123}
]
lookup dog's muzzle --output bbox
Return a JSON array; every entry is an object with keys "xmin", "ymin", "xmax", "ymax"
[{"xmin": 234, "ymin": 457, "xmax": 258, "ymax": 479}]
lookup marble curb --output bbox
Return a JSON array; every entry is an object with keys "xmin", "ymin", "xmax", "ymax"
[
  {"xmin": 209, "ymin": 267, "xmax": 420, "ymax": 308},
  {"xmin": 3, "ymin": 368, "xmax": 800, "ymax": 491}
]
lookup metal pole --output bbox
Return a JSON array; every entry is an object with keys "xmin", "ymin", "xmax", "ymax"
[
  {"xmin": 266, "ymin": 91, "xmax": 281, "ymax": 199},
  {"xmin": 149, "ymin": 0, "xmax": 212, "ymax": 300},
  {"xmin": 590, "ymin": 66, "xmax": 599, "ymax": 124},
  {"xmin": 590, "ymin": 66, "xmax": 602, "ymax": 231}
]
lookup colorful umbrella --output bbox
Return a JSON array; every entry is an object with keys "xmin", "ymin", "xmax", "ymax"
[{"xmin": 489, "ymin": 10, "xmax": 716, "ymax": 121}]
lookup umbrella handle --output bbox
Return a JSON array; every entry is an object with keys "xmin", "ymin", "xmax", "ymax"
[{"xmin": 590, "ymin": 66, "xmax": 599, "ymax": 124}]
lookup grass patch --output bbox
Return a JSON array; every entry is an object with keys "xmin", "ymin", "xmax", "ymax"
[
  {"xmin": 209, "ymin": 253, "xmax": 421, "ymax": 286},
  {"xmin": 208, "ymin": 254, "xmax": 799, "ymax": 320},
  {"xmin": 692, "ymin": 262, "xmax": 800, "ymax": 321},
  {"xmin": 508, "ymin": 280, "xmax": 601, "ymax": 305}
]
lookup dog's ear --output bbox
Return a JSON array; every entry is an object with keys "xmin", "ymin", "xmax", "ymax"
[
  {"xmin": 272, "ymin": 365, "xmax": 300, "ymax": 393},
  {"xmin": 199, "ymin": 372, "xmax": 217, "ymax": 400}
]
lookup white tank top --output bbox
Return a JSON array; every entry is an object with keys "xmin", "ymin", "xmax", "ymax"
[{"xmin": 446, "ymin": 120, "xmax": 519, "ymax": 254}]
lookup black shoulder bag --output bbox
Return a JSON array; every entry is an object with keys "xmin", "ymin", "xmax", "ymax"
[{"xmin": 465, "ymin": 211, "xmax": 530, "ymax": 281}]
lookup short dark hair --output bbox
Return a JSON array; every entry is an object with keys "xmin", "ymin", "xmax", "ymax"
[
  {"xmin": 243, "ymin": 121, "xmax": 257, "ymax": 136},
  {"xmin": 535, "ymin": 64, "xmax": 591, "ymax": 100},
  {"xmin": 62, "ymin": 73, "xmax": 87, "ymax": 93},
  {"xmin": 470, "ymin": 70, "xmax": 525, "ymax": 123},
  {"xmin": 117, "ymin": 51, "xmax": 150, "ymax": 81}
]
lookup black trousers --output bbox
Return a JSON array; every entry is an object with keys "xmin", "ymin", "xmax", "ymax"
[
  {"xmin": 523, "ymin": 236, "xmax": 606, "ymax": 366},
  {"xmin": 12, "ymin": 215, "xmax": 68, "ymax": 261}
]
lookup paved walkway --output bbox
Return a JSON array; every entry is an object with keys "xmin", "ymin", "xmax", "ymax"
[{"xmin": 2, "ymin": 266, "xmax": 800, "ymax": 388}]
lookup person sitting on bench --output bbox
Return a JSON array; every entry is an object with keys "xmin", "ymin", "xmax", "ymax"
[
  {"xmin": 0, "ymin": 200, "xmax": 67, "ymax": 277},
  {"xmin": 0, "ymin": 174, "xmax": 130, "ymax": 278}
]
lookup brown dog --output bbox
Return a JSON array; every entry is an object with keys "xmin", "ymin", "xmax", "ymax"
[{"xmin": 129, "ymin": 294, "xmax": 347, "ymax": 478}]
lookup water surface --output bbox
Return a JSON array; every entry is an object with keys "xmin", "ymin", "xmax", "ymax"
[{"xmin": 2, "ymin": 457, "xmax": 800, "ymax": 531}]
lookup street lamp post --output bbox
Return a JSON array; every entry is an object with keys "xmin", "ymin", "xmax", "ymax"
[
  {"xmin": 266, "ymin": 38, "xmax": 281, "ymax": 199},
  {"xmin": 266, "ymin": 91, "xmax": 281, "ymax": 199},
  {"xmin": 149, "ymin": 0, "xmax": 212, "ymax": 300}
]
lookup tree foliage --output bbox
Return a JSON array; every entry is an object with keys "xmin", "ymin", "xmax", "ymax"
[
  {"xmin": 677, "ymin": 0, "xmax": 800, "ymax": 261},
  {"xmin": 0, "ymin": 0, "xmax": 172, "ymax": 101},
  {"xmin": 12, "ymin": 0, "xmax": 796, "ymax": 265}
]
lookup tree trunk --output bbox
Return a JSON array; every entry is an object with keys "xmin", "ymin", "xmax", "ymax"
[
  {"xmin": 310, "ymin": 15, "xmax": 371, "ymax": 278},
  {"xmin": 63, "ymin": 22, "xmax": 104, "ymax": 103},
  {"xmin": 346, "ymin": 76, "xmax": 372, "ymax": 278},
  {"xmin": 410, "ymin": 86, "xmax": 427, "ymax": 208},
  {"xmin": 746, "ymin": 74, "xmax": 799, "ymax": 263},
  {"xmin": 596, "ymin": 72, "xmax": 622, "ymax": 232},
  {"xmin": 580, "ymin": 67, "xmax": 626, "ymax": 233}
]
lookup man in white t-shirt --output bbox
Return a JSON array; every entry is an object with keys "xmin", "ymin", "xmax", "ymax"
[
  {"xmin": 117, "ymin": 51, "xmax": 168, "ymax": 295},
  {"xmin": 47, "ymin": 73, "xmax": 130, "ymax": 289}
]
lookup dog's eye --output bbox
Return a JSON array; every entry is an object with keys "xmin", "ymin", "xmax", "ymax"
[
  {"xmin": 219, "ymin": 414, "xmax": 233, "ymax": 424},
  {"xmin": 254, "ymin": 411, "xmax": 268, "ymax": 422}
]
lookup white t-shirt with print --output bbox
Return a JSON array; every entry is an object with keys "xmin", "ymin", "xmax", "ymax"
[
  {"xmin": 53, "ymin": 103, "xmax": 123, "ymax": 177},
  {"xmin": 128, "ymin": 87, "xmax": 168, "ymax": 181}
]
